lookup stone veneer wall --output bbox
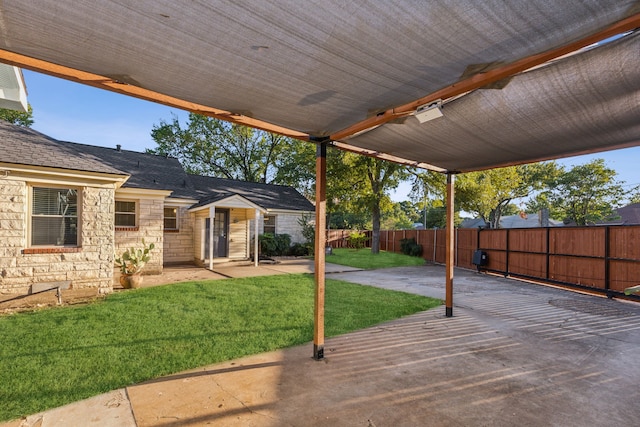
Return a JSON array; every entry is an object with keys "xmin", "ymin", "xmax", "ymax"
[
  {"xmin": 250, "ymin": 211, "xmax": 309, "ymax": 244},
  {"xmin": 114, "ymin": 198, "xmax": 164, "ymax": 275},
  {"xmin": 0, "ymin": 180, "xmax": 115, "ymax": 294},
  {"xmin": 274, "ymin": 212, "xmax": 308, "ymax": 244},
  {"xmin": 163, "ymin": 206, "xmax": 195, "ymax": 264}
]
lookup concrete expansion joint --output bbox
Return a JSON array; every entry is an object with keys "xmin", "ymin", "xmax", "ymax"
[{"xmin": 213, "ymin": 378, "xmax": 275, "ymax": 422}]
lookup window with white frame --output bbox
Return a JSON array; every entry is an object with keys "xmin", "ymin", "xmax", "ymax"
[
  {"xmin": 164, "ymin": 206, "xmax": 178, "ymax": 230},
  {"xmin": 31, "ymin": 187, "xmax": 79, "ymax": 246},
  {"xmin": 115, "ymin": 200, "xmax": 136, "ymax": 227},
  {"xmin": 263, "ymin": 215, "xmax": 276, "ymax": 234}
]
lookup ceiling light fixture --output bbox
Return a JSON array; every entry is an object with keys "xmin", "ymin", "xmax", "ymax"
[{"xmin": 414, "ymin": 99, "xmax": 443, "ymax": 123}]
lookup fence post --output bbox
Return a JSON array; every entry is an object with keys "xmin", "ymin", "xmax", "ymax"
[
  {"xmin": 605, "ymin": 226, "xmax": 611, "ymax": 297},
  {"xmin": 505, "ymin": 229, "xmax": 510, "ymax": 277},
  {"xmin": 546, "ymin": 227, "xmax": 550, "ymax": 280},
  {"xmin": 433, "ymin": 229, "xmax": 437, "ymax": 263},
  {"xmin": 385, "ymin": 230, "xmax": 388, "ymax": 252}
]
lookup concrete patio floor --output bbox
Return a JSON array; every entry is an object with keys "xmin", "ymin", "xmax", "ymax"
[{"xmin": 5, "ymin": 264, "xmax": 640, "ymax": 426}]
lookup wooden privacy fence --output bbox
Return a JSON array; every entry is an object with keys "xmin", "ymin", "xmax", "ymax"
[{"xmin": 327, "ymin": 226, "xmax": 640, "ymax": 299}]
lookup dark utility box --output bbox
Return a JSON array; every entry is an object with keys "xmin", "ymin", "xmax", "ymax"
[{"xmin": 473, "ymin": 250, "xmax": 488, "ymax": 266}]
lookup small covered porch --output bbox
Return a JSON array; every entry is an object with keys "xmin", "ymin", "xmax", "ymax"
[{"xmin": 188, "ymin": 194, "xmax": 266, "ymax": 269}]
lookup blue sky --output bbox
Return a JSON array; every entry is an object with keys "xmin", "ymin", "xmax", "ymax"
[{"xmin": 23, "ymin": 70, "xmax": 639, "ymax": 203}]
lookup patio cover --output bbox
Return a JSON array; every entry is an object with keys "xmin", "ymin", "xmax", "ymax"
[
  {"xmin": 0, "ymin": 1, "xmax": 638, "ymax": 172},
  {"xmin": 0, "ymin": 0, "xmax": 638, "ymax": 361}
]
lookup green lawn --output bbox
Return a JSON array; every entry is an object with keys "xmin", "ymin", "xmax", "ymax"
[
  {"xmin": 0, "ymin": 274, "xmax": 440, "ymax": 421},
  {"xmin": 327, "ymin": 248, "xmax": 426, "ymax": 269}
]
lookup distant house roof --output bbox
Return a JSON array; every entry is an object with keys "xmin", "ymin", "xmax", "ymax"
[
  {"xmin": 499, "ymin": 213, "xmax": 563, "ymax": 228},
  {"xmin": 189, "ymin": 175, "xmax": 314, "ymax": 212},
  {"xmin": 459, "ymin": 218, "xmax": 488, "ymax": 229},
  {"xmin": 460, "ymin": 213, "xmax": 563, "ymax": 229},
  {"xmin": 0, "ymin": 121, "xmax": 125, "ymax": 176},
  {"xmin": 613, "ymin": 203, "xmax": 640, "ymax": 225}
]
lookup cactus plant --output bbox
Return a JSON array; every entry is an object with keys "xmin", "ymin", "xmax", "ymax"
[{"xmin": 115, "ymin": 240, "xmax": 155, "ymax": 275}]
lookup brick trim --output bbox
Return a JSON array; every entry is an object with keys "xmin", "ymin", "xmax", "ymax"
[
  {"xmin": 115, "ymin": 226, "xmax": 139, "ymax": 231},
  {"xmin": 164, "ymin": 229, "xmax": 180, "ymax": 233},
  {"xmin": 22, "ymin": 247, "xmax": 82, "ymax": 254}
]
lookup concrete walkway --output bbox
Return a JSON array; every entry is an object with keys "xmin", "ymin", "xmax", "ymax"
[
  {"xmin": 5, "ymin": 265, "xmax": 640, "ymax": 426},
  {"xmin": 136, "ymin": 258, "xmax": 363, "ymax": 287}
]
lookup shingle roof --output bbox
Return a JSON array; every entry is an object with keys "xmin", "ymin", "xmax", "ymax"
[
  {"xmin": 189, "ymin": 175, "xmax": 314, "ymax": 212},
  {"xmin": 1, "ymin": 120, "xmax": 314, "ymax": 209},
  {"xmin": 66, "ymin": 144, "xmax": 199, "ymax": 199},
  {"xmin": 0, "ymin": 120, "xmax": 125, "ymax": 175},
  {"xmin": 0, "ymin": 120, "xmax": 198, "ymax": 199},
  {"xmin": 608, "ymin": 203, "xmax": 640, "ymax": 225}
]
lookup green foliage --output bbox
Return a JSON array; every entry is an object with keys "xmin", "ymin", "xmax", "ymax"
[
  {"xmin": 342, "ymin": 155, "xmax": 409, "ymax": 253},
  {"xmin": 0, "ymin": 104, "xmax": 34, "ymax": 127},
  {"xmin": 528, "ymin": 159, "xmax": 627, "ymax": 226},
  {"xmin": 0, "ymin": 275, "xmax": 439, "ymax": 421},
  {"xmin": 328, "ymin": 248, "xmax": 425, "ymax": 269},
  {"xmin": 148, "ymin": 113, "xmax": 301, "ymax": 184},
  {"xmin": 400, "ymin": 238, "xmax": 423, "ymax": 257},
  {"xmin": 114, "ymin": 241, "xmax": 155, "ymax": 274},
  {"xmin": 347, "ymin": 231, "xmax": 367, "ymax": 249},
  {"xmin": 410, "ymin": 172, "xmax": 464, "ymax": 228},
  {"xmin": 298, "ymin": 214, "xmax": 316, "ymax": 249},
  {"xmin": 329, "ymin": 210, "xmax": 370, "ymax": 230},
  {"xmin": 259, "ymin": 233, "xmax": 291, "ymax": 256},
  {"xmin": 381, "ymin": 201, "xmax": 414, "ymax": 230},
  {"xmin": 273, "ymin": 139, "xmax": 317, "ymax": 199},
  {"xmin": 456, "ymin": 162, "xmax": 560, "ymax": 228},
  {"xmin": 624, "ymin": 285, "xmax": 640, "ymax": 296},
  {"xmin": 288, "ymin": 243, "xmax": 310, "ymax": 257}
]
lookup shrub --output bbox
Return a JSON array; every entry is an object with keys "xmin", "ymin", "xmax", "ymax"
[
  {"xmin": 298, "ymin": 214, "xmax": 315, "ymax": 255},
  {"xmin": 400, "ymin": 237, "xmax": 423, "ymax": 257},
  {"xmin": 259, "ymin": 233, "xmax": 291, "ymax": 257},
  {"xmin": 289, "ymin": 242, "xmax": 311, "ymax": 257},
  {"xmin": 347, "ymin": 231, "xmax": 367, "ymax": 249}
]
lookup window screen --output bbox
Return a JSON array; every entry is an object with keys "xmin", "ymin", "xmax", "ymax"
[
  {"xmin": 164, "ymin": 207, "xmax": 178, "ymax": 230},
  {"xmin": 31, "ymin": 187, "xmax": 78, "ymax": 246},
  {"xmin": 115, "ymin": 200, "xmax": 136, "ymax": 227},
  {"xmin": 263, "ymin": 215, "xmax": 276, "ymax": 234}
]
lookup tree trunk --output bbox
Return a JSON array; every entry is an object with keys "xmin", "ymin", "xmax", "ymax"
[{"xmin": 371, "ymin": 200, "xmax": 381, "ymax": 254}]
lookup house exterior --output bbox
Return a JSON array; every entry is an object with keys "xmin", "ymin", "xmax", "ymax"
[
  {"xmin": 0, "ymin": 121, "xmax": 314, "ymax": 295},
  {"xmin": 460, "ymin": 210, "xmax": 564, "ymax": 229},
  {"xmin": 593, "ymin": 203, "xmax": 640, "ymax": 226}
]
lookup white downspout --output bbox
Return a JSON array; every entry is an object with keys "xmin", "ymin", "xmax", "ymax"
[{"xmin": 254, "ymin": 209, "xmax": 260, "ymax": 267}]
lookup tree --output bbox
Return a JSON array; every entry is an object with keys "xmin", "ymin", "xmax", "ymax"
[
  {"xmin": 273, "ymin": 138, "xmax": 317, "ymax": 198},
  {"xmin": 455, "ymin": 162, "xmax": 560, "ymax": 228},
  {"xmin": 381, "ymin": 202, "xmax": 415, "ymax": 230},
  {"xmin": 530, "ymin": 159, "xmax": 626, "ymax": 226},
  {"xmin": 338, "ymin": 155, "xmax": 408, "ymax": 253},
  {"xmin": 149, "ymin": 113, "xmax": 298, "ymax": 183},
  {"xmin": 0, "ymin": 104, "xmax": 34, "ymax": 127}
]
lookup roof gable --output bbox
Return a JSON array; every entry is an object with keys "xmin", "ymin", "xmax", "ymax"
[
  {"xmin": 189, "ymin": 193, "xmax": 266, "ymax": 212},
  {"xmin": 189, "ymin": 174, "xmax": 314, "ymax": 212}
]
